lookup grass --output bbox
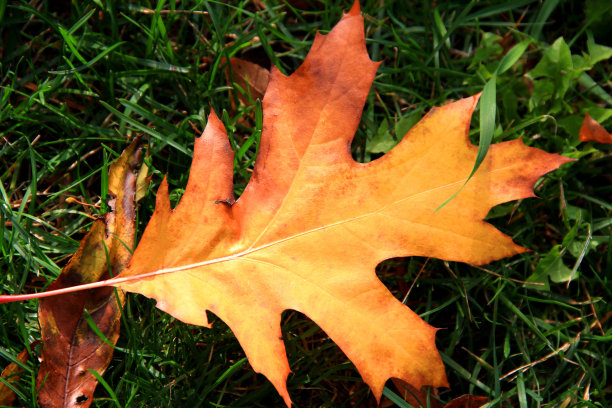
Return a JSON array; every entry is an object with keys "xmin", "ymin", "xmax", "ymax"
[{"xmin": 1, "ymin": 0, "xmax": 611, "ymax": 407}]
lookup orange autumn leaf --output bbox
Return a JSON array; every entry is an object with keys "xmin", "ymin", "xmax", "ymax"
[
  {"xmin": 106, "ymin": 3, "xmax": 570, "ymax": 405},
  {"xmin": 579, "ymin": 113, "xmax": 612, "ymax": 144}
]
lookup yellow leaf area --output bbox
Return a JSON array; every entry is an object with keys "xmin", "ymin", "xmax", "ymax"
[{"xmin": 115, "ymin": 3, "xmax": 570, "ymax": 406}]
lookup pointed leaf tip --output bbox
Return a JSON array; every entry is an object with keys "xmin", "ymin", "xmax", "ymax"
[
  {"xmin": 186, "ymin": 109, "xmax": 235, "ymax": 205},
  {"xmin": 348, "ymin": 0, "xmax": 361, "ymax": 16},
  {"xmin": 156, "ymin": 176, "xmax": 171, "ymax": 212},
  {"xmin": 205, "ymin": 108, "xmax": 222, "ymax": 130},
  {"xmin": 579, "ymin": 113, "xmax": 612, "ymax": 143}
]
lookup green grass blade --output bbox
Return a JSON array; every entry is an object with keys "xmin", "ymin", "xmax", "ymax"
[
  {"xmin": 435, "ymin": 74, "xmax": 496, "ymax": 211},
  {"xmin": 382, "ymin": 387, "xmax": 416, "ymax": 408},
  {"xmin": 49, "ymin": 41, "xmax": 126, "ymax": 74},
  {"xmin": 496, "ymin": 41, "xmax": 530, "ymax": 75},
  {"xmin": 100, "ymin": 101, "xmax": 191, "ymax": 157}
]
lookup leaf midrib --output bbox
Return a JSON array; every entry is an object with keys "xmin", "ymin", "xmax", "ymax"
[{"xmin": 111, "ymin": 161, "xmax": 517, "ymax": 285}]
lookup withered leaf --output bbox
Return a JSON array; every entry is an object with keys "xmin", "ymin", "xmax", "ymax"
[
  {"xmin": 36, "ymin": 139, "xmax": 142, "ymax": 408},
  {"xmin": 228, "ymin": 57, "xmax": 270, "ymax": 105},
  {"xmin": 0, "ymin": 347, "xmax": 30, "ymax": 406}
]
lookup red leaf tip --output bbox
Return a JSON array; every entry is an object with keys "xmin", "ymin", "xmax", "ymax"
[{"xmin": 348, "ymin": 0, "xmax": 361, "ymax": 16}]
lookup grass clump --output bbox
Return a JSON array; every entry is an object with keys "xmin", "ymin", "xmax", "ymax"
[{"xmin": 1, "ymin": 1, "xmax": 610, "ymax": 407}]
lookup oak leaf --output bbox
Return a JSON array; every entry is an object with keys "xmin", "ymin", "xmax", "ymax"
[
  {"xmin": 36, "ymin": 140, "xmax": 142, "ymax": 407},
  {"xmin": 107, "ymin": 3, "xmax": 570, "ymax": 405},
  {"xmin": 579, "ymin": 113, "xmax": 612, "ymax": 144}
]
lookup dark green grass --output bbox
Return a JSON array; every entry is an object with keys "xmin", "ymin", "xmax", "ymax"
[{"xmin": 1, "ymin": 0, "xmax": 611, "ymax": 407}]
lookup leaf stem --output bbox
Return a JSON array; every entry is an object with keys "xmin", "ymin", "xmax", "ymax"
[{"xmin": 0, "ymin": 279, "xmax": 113, "ymax": 304}]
